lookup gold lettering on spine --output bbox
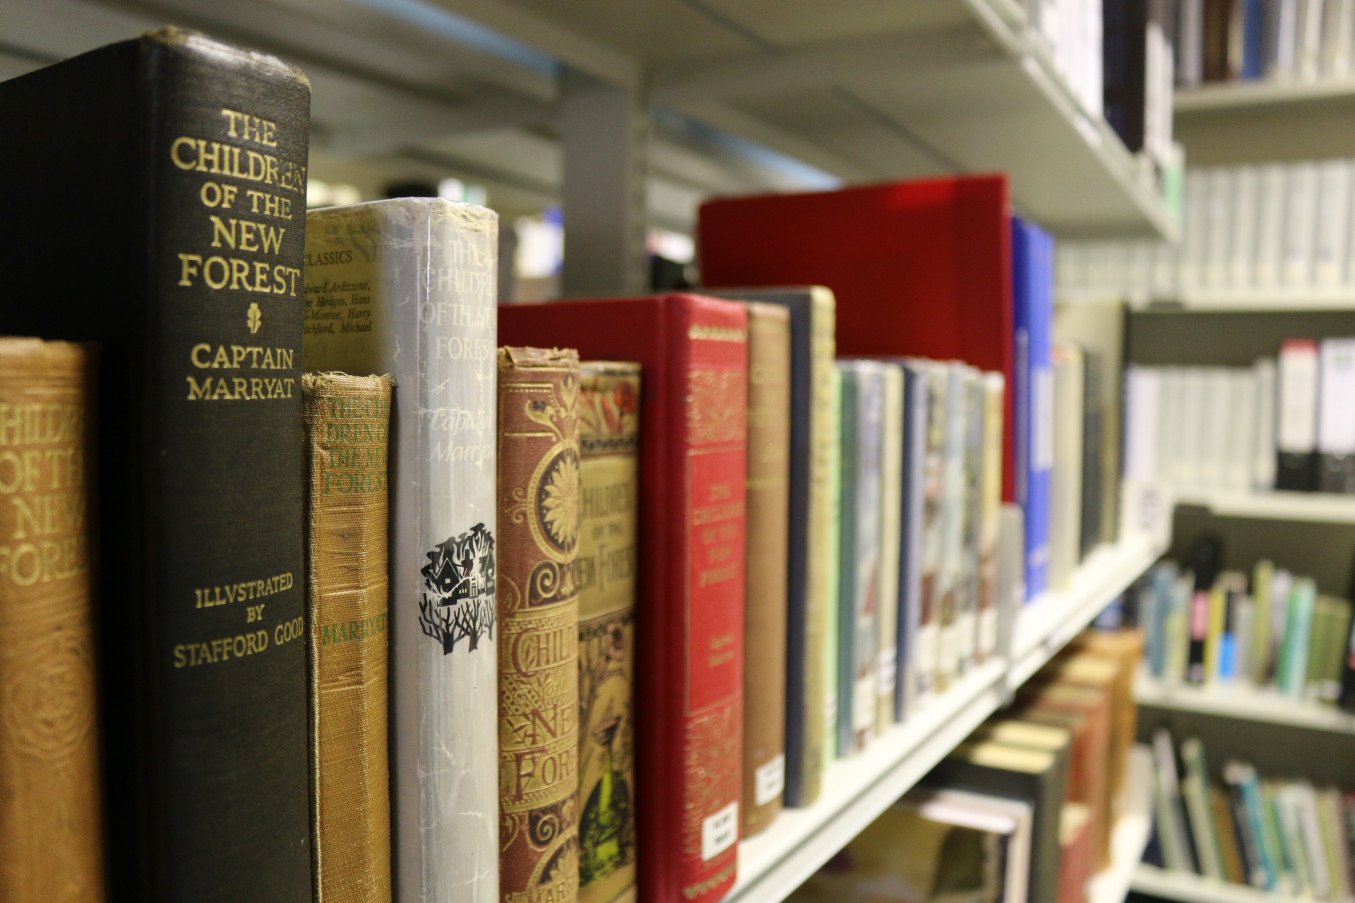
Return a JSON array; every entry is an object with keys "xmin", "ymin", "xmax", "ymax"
[{"xmin": 498, "ymin": 348, "xmax": 581, "ymax": 902}]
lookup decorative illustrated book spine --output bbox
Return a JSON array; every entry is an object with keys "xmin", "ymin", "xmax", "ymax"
[
  {"xmin": 303, "ymin": 198, "xmax": 499, "ymax": 903},
  {"xmin": 938, "ymin": 363, "xmax": 968, "ymax": 689},
  {"xmin": 576, "ymin": 361, "xmax": 640, "ymax": 903},
  {"xmin": 0, "ymin": 30, "xmax": 313, "ymax": 901},
  {"xmin": 837, "ymin": 362, "xmax": 884, "ymax": 754},
  {"xmin": 497, "ymin": 347, "xmax": 581, "ymax": 903},
  {"xmin": 303, "ymin": 372, "xmax": 394, "ymax": 903},
  {"xmin": 960, "ymin": 368, "xmax": 983, "ymax": 667},
  {"xmin": 978, "ymin": 373, "xmax": 1005, "ymax": 663},
  {"xmin": 916, "ymin": 363, "xmax": 948, "ymax": 704},
  {"xmin": 742, "ymin": 303, "xmax": 791, "ymax": 835},
  {"xmin": 0, "ymin": 340, "xmax": 104, "ymax": 903},
  {"xmin": 876, "ymin": 363, "xmax": 903, "ymax": 731}
]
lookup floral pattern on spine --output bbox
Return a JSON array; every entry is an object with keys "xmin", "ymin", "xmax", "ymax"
[{"xmin": 498, "ymin": 347, "xmax": 582, "ymax": 903}]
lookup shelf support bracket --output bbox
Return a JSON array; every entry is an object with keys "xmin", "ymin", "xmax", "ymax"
[{"xmin": 560, "ymin": 67, "xmax": 649, "ymax": 295}]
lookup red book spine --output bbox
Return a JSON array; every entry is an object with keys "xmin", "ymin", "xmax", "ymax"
[{"xmin": 500, "ymin": 294, "xmax": 748, "ymax": 903}]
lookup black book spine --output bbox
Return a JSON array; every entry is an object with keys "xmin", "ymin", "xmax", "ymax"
[{"xmin": 0, "ymin": 31, "xmax": 312, "ymax": 902}]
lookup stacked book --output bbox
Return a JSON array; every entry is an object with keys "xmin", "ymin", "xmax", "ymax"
[
  {"xmin": 1123, "ymin": 337, "xmax": 1355, "ymax": 495},
  {"xmin": 1059, "ymin": 159, "xmax": 1355, "ymax": 298},
  {"xmin": 788, "ymin": 626, "xmax": 1146, "ymax": 903},
  {"xmin": 0, "ymin": 30, "xmax": 1122, "ymax": 903},
  {"xmin": 1128, "ymin": 538, "xmax": 1355, "ymax": 708},
  {"xmin": 1146, "ymin": 728, "xmax": 1354, "ymax": 899}
]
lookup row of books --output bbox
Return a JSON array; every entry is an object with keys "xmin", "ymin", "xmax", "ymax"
[
  {"xmin": 1146, "ymin": 728, "xmax": 1355, "ymax": 898},
  {"xmin": 1123, "ymin": 339, "xmax": 1355, "ymax": 496},
  {"xmin": 1128, "ymin": 542, "xmax": 1355, "ymax": 706},
  {"xmin": 1175, "ymin": 0, "xmax": 1355, "ymax": 86},
  {"xmin": 1016, "ymin": 0, "xmax": 1176, "ymax": 162},
  {"xmin": 791, "ymin": 627, "xmax": 1146, "ymax": 903},
  {"xmin": 0, "ymin": 27, "xmax": 1127, "ymax": 903},
  {"xmin": 1059, "ymin": 159, "xmax": 1355, "ymax": 296}
]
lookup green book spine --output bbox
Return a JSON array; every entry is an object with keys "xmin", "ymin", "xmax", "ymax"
[
  {"xmin": 1181, "ymin": 738, "xmax": 1224, "ymax": 880},
  {"xmin": 1250, "ymin": 560, "xmax": 1274, "ymax": 684},
  {"xmin": 1281, "ymin": 579, "xmax": 1317, "ymax": 697}
]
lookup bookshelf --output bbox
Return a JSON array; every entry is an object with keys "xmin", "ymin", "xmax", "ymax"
[
  {"xmin": 728, "ymin": 531, "xmax": 1168, "ymax": 903},
  {"xmin": 1135, "ymin": 678, "xmax": 1355, "ymax": 734}
]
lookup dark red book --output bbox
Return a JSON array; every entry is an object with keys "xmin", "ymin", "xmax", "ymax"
[
  {"xmin": 501, "ymin": 294, "xmax": 748, "ymax": 903},
  {"xmin": 698, "ymin": 175, "xmax": 1016, "ymax": 499}
]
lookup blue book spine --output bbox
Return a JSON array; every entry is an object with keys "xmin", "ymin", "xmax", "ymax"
[
  {"xmin": 1242, "ymin": 0, "xmax": 1266, "ymax": 79},
  {"xmin": 1011, "ymin": 216, "xmax": 1052, "ymax": 600}
]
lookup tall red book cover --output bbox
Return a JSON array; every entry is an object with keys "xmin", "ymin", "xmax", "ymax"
[
  {"xmin": 501, "ymin": 294, "xmax": 748, "ymax": 903},
  {"xmin": 698, "ymin": 175, "xmax": 1016, "ymax": 499}
]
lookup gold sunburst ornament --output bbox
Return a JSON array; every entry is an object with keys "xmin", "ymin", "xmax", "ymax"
[{"xmin": 540, "ymin": 451, "xmax": 580, "ymax": 550}]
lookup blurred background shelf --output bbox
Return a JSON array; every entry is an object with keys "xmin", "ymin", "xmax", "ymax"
[
  {"xmin": 1173, "ymin": 490, "xmax": 1355, "ymax": 525},
  {"xmin": 1136, "ymin": 677, "xmax": 1355, "ymax": 733},
  {"xmin": 1175, "ymin": 77, "xmax": 1355, "ymax": 167},
  {"xmin": 1131, "ymin": 864, "xmax": 1300, "ymax": 903}
]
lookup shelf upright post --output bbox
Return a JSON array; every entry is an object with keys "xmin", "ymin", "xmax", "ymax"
[{"xmin": 559, "ymin": 67, "xmax": 650, "ymax": 295}]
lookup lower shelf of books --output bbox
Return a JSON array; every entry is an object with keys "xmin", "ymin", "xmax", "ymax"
[
  {"xmin": 1089, "ymin": 744, "xmax": 1156, "ymax": 903},
  {"xmin": 1135, "ymin": 678, "xmax": 1355, "ymax": 733},
  {"xmin": 728, "ymin": 531, "xmax": 1166, "ymax": 903},
  {"xmin": 1130, "ymin": 864, "xmax": 1299, "ymax": 903}
]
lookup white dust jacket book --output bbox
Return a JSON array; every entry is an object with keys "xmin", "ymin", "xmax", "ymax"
[{"xmin": 304, "ymin": 199, "xmax": 499, "ymax": 903}]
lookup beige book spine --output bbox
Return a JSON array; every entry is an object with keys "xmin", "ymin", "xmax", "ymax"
[
  {"xmin": 303, "ymin": 372, "xmax": 394, "ymax": 903},
  {"xmin": 0, "ymin": 338, "xmax": 104, "ymax": 903},
  {"xmin": 742, "ymin": 303, "xmax": 791, "ymax": 835},
  {"xmin": 576, "ymin": 361, "xmax": 640, "ymax": 903}
]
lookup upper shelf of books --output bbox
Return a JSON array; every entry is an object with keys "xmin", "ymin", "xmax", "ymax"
[{"xmin": 4, "ymin": 0, "xmax": 1177, "ymax": 239}]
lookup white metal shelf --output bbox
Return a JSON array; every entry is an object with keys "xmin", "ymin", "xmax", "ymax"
[
  {"xmin": 1135, "ymin": 677, "xmax": 1355, "ymax": 733},
  {"xmin": 7, "ymin": 0, "xmax": 1175, "ymax": 239},
  {"xmin": 1089, "ymin": 744, "xmax": 1156, "ymax": 903},
  {"xmin": 1131, "ymin": 865, "xmax": 1304, "ymax": 902},
  {"xmin": 1174, "ymin": 78, "xmax": 1355, "ymax": 167},
  {"xmin": 1172, "ymin": 489, "xmax": 1355, "ymax": 524},
  {"xmin": 1176, "ymin": 77, "xmax": 1355, "ymax": 113},
  {"xmin": 726, "ymin": 658, "xmax": 1010, "ymax": 902},
  {"xmin": 1058, "ymin": 288, "xmax": 1355, "ymax": 312},
  {"xmin": 727, "ymin": 530, "xmax": 1165, "ymax": 902}
]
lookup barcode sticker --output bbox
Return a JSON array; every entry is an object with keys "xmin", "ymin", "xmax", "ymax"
[
  {"xmin": 702, "ymin": 802, "xmax": 739, "ymax": 861},
  {"xmin": 978, "ymin": 609, "xmax": 998, "ymax": 655},
  {"xmin": 876, "ymin": 646, "xmax": 898, "ymax": 689},
  {"xmin": 754, "ymin": 754, "xmax": 785, "ymax": 806},
  {"xmin": 853, "ymin": 676, "xmax": 875, "ymax": 730}
]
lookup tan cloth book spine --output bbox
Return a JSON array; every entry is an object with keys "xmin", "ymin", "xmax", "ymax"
[
  {"xmin": 0, "ymin": 338, "xmax": 104, "ymax": 903},
  {"xmin": 498, "ymin": 346, "xmax": 582, "ymax": 903},
  {"xmin": 577, "ymin": 361, "xmax": 640, "ymax": 903},
  {"xmin": 742, "ymin": 303, "xmax": 791, "ymax": 835},
  {"xmin": 303, "ymin": 373, "xmax": 394, "ymax": 903}
]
